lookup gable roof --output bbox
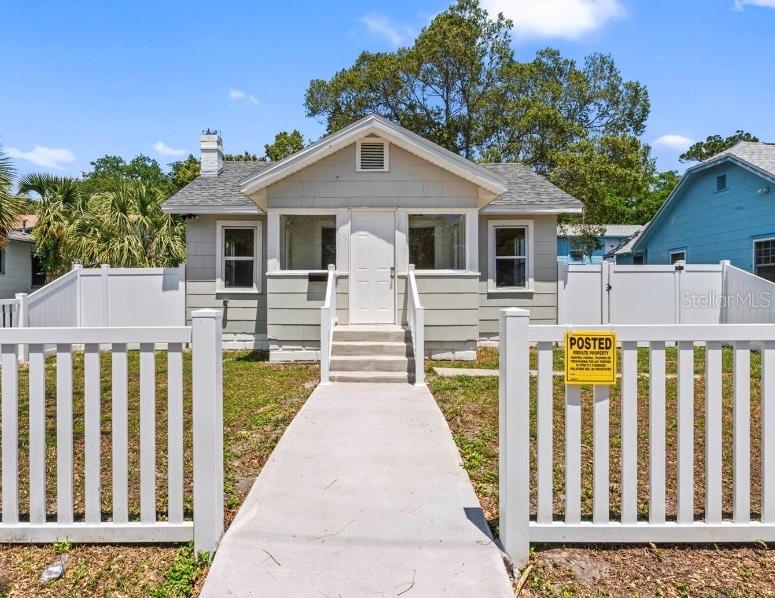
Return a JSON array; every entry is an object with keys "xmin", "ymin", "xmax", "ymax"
[
  {"xmin": 240, "ymin": 115, "xmax": 507, "ymax": 205},
  {"xmin": 162, "ymin": 114, "xmax": 583, "ymax": 214},
  {"xmin": 630, "ymin": 141, "xmax": 775, "ymax": 253}
]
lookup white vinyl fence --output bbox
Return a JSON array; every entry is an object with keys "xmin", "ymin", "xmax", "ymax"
[
  {"xmin": 558, "ymin": 261, "xmax": 725, "ymax": 325},
  {"xmin": 0, "ymin": 309, "xmax": 223, "ymax": 552},
  {"xmin": 21, "ymin": 264, "xmax": 185, "ymax": 330},
  {"xmin": 499, "ymin": 308, "xmax": 775, "ymax": 565},
  {"xmin": 723, "ymin": 262, "xmax": 775, "ymax": 324}
]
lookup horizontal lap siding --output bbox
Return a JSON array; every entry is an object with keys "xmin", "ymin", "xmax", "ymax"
[
  {"xmin": 185, "ymin": 216, "xmax": 268, "ymax": 337},
  {"xmin": 397, "ymin": 274, "xmax": 479, "ymax": 343},
  {"xmin": 267, "ymin": 275, "xmax": 348, "ymax": 346},
  {"xmin": 0, "ymin": 241, "xmax": 33, "ymax": 299},
  {"xmin": 478, "ymin": 214, "xmax": 558, "ymax": 338}
]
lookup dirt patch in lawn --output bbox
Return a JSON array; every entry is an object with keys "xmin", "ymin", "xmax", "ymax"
[
  {"xmin": 0, "ymin": 351, "xmax": 318, "ymax": 597},
  {"xmin": 430, "ymin": 347, "xmax": 775, "ymax": 597}
]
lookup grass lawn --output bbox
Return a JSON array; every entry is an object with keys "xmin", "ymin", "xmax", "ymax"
[
  {"xmin": 0, "ymin": 351, "xmax": 318, "ymax": 597},
  {"xmin": 429, "ymin": 347, "xmax": 775, "ymax": 597}
]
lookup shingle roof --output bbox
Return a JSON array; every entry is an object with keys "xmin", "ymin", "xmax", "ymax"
[
  {"xmin": 163, "ymin": 154, "xmax": 582, "ymax": 214},
  {"xmin": 559, "ymin": 224, "xmax": 641, "ymax": 238},
  {"xmin": 163, "ymin": 161, "xmax": 271, "ymax": 213},
  {"xmin": 713, "ymin": 141, "xmax": 775, "ymax": 176},
  {"xmin": 479, "ymin": 163, "xmax": 583, "ymax": 212}
]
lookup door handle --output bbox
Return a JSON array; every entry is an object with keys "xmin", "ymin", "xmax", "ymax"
[{"xmin": 390, "ymin": 266, "xmax": 395, "ymax": 288}]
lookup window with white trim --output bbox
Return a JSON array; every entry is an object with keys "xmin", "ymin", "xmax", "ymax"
[
  {"xmin": 408, "ymin": 213, "xmax": 466, "ymax": 270},
  {"xmin": 488, "ymin": 220, "xmax": 533, "ymax": 291},
  {"xmin": 216, "ymin": 221, "xmax": 261, "ymax": 292},
  {"xmin": 754, "ymin": 237, "xmax": 775, "ymax": 282},
  {"xmin": 669, "ymin": 249, "xmax": 686, "ymax": 264}
]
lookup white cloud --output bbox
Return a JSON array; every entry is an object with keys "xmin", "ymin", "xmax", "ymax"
[
  {"xmin": 360, "ymin": 13, "xmax": 415, "ymax": 46},
  {"xmin": 734, "ymin": 0, "xmax": 775, "ymax": 10},
  {"xmin": 6, "ymin": 145, "xmax": 75, "ymax": 170},
  {"xmin": 153, "ymin": 141, "xmax": 187, "ymax": 157},
  {"xmin": 653, "ymin": 134, "xmax": 694, "ymax": 152},
  {"xmin": 228, "ymin": 88, "xmax": 258, "ymax": 105},
  {"xmin": 481, "ymin": 0, "xmax": 625, "ymax": 39}
]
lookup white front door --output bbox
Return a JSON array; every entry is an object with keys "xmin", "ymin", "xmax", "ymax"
[{"xmin": 350, "ymin": 211, "xmax": 395, "ymax": 324}]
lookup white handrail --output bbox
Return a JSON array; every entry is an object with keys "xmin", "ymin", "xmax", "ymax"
[
  {"xmin": 320, "ymin": 265, "xmax": 337, "ymax": 384},
  {"xmin": 407, "ymin": 265, "xmax": 425, "ymax": 386}
]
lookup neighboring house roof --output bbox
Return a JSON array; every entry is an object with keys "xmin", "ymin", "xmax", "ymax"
[
  {"xmin": 163, "ymin": 114, "xmax": 583, "ymax": 215},
  {"xmin": 611, "ymin": 226, "xmax": 646, "ymax": 256},
  {"xmin": 557, "ymin": 224, "xmax": 642, "ymax": 238},
  {"xmin": 7, "ymin": 231, "xmax": 35, "ymax": 243},
  {"xmin": 631, "ymin": 141, "xmax": 775, "ymax": 253},
  {"xmin": 14, "ymin": 214, "xmax": 37, "ymax": 230}
]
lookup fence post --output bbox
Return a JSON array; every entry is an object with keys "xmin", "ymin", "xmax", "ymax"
[
  {"xmin": 101, "ymin": 264, "xmax": 111, "ymax": 327},
  {"xmin": 498, "ymin": 307, "xmax": 530, "ymax": 566},
  {"xmin": 15, "ymin": 293, "xmax": 28, "ymax": 363},
  {"xmin": 192, "ymin": 309, "xmax": 224, "ymax": 554},
  {"xmin": 73, "ymin": 263, "xmax": 83, "ymax": 327},
  {"xmin": 720, "ymin": 260, "xmax": 731, "ymax": 324}
]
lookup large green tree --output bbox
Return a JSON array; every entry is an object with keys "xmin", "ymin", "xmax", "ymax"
[
  {"xmin": 679, "ymin": 130, "xmax": 759, "ymax": 163},
  {"xmin": 82, "ymin": 154, "xmax": 175, "ymax": 195},
  {"xmin": 265, "ymin": 130, "xmax": 304, "ymax": 161},
  {"xmin": 304, "ymin": 0, "xmax": 657, "ymax": 223},
  {"xmin": 305, "ymin": 0, "xmax": 513, "ymax": 160}
]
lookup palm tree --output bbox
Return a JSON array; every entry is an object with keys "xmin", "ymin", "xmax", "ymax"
[
  {"xmin": 18, "ymin": 173, "xmax": 84, "ymax": 276},
  {"xmin": 0, "ymin": 145, "xmax": 27, "ymax": 247},
  {"xmin": 68, "ymin": 181, "xmax": 185, "ymax": 268}
]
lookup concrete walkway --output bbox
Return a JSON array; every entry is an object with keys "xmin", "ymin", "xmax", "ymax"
[{"xmin": 201, "ymin": 383, "xmax": 512, "ymax": 597}]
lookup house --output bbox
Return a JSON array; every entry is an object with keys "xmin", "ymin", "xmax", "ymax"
[
  {"xmin": 557, "ymin": 224, "xmax": 642, "ymax": 264},
  {"xmin": 0, "ymin": 229, "xmax": 38, "ymax": 299},
  {"xmin": 616, "ymin": 142, "xmax": 775, "ymax": 278},
  {"xmin": 163, "ymin": 115, "xmax": 582, "ymax": 369}
]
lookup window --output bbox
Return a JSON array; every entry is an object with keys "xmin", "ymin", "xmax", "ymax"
[
  {"xmin": 670, "ymin": 249, "xmax": 686, "ymax": 264},
  {"xmin": 754, "ymin": 238, "xmax": 775, "ymax": 282},
  {"xmin": 0, "ymin": 249, "xmax": 5, "ymax": 275},
  {"xmin": 716, "ymin": 174, "xmax": 728, "ymax": 192},
  {"xmin": 356, "ymin": 138, "xmax": 389, "ymax": 171},
  {"xmin": 408, "ymin": 214, "xmax": 466, "ymax": 270},
  {"xmin": 216, "ymin": 221, "xmax": 261, "ymax": 292},
  {"xmin": 633, "ymin": 253, "xmax": 644, "ymax": 265},
  {"xmin": 488, "ymin": 220, "xmax": 534, "ymax": 291},
  {"xmin": 280, "ymin": 214, "xmax": 337, "ymax": 270}
]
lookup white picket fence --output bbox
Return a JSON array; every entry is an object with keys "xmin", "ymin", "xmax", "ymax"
[
  {"xmin": 499, "ymin": 308, "xmax": 775, "ymax": 565},
  {"xmin": 558, "ymin": 261, "xmax": 725, "ymax": 325},
  {"xmin": 0, "ymin": 309, "xmax": 223, "ymax": 552}
]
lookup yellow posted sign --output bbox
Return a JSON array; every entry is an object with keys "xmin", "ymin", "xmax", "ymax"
[{"xmin": 564, "ymin": 331, "xmax": 617, "ymax": 385}]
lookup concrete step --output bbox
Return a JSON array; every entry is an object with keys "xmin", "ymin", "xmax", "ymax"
[
  {"xmin": 329, "ymin": 370, "xmax": 412, "ymax": 383},
  {"xmin": 332, "ymin": 325, "xmax": 410, "ymax": 343},
  {"xmin": 331, "ymin": 341, "xmax": 413, "ymax": 357},
  {"xmin": 330, "ymin": 355, "xmax": 413, "ymax": 372}
]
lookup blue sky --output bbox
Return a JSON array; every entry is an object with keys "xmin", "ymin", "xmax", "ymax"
[{"xmin": 2, "ymin": 0, "xmax": 774, "ymax": 179}]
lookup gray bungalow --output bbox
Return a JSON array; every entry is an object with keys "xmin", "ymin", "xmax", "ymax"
[{"xmin": 163, "ymin": 115, "xmax": 581, "ymax": 380}]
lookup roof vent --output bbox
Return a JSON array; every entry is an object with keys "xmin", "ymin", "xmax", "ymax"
[
  {"xmin": 357, "ymin": 138, "xmax": 389, "ymax": 172},
  {"xmin": 716, "ymin": 174, "xmax": 727, "ymax": 192}
]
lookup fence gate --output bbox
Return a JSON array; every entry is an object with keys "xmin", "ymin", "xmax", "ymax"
[
  {"xmin": 499, "ymin": 307, "xmax": 775, "ymax": 565},
  {"xmin": 557, "ymin": 261, "xmax": 724, "ymax": 326}
]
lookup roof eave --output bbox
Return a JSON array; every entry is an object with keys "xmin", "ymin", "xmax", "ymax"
[
  {"xmin": 162, "ymin": 204, "xmax": 263, "ymax": 215},
  {"xmin": 481, "ymin": 204, "xmax": 583, "ymax": 214}
]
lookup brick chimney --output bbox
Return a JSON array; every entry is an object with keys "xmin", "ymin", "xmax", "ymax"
[{"xmin": 200, "ymin": 129, "xmax": 223, "ymax": 177}]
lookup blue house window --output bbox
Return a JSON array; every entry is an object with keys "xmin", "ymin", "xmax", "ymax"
[
  {"xmin": 754, "ymin": 238, "xmax": 775, "ymax": 282},
  {"xmin": 716, "ymin": 174, "xmax": 727, "ymax": 192}
]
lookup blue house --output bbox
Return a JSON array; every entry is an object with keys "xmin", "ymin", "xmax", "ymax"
[
  {"xmin": 617, "ymin": 142, "xmax": 775, "ymax": 280},
  {"xmin": 557, "ymin": 225, "xmax": 641, "ymax": 264}
]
